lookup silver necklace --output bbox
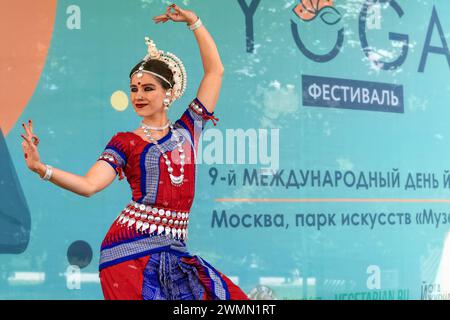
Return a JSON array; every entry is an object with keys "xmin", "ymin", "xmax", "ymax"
[
  {"xmin": 141, "ymin": 121, "xmax": 185, "ymax": 186},
  {"xmin": 140, "ymin": 121, "xmax": 170, "ymax": 131}
]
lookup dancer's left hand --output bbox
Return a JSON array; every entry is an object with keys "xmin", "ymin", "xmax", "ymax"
[{"xmin": 153, "ymin": 4, "xmax": 198, "ymax": 25}]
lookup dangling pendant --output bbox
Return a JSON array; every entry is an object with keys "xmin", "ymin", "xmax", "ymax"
[
  {"xmin": 170, "ymin": 174, "xmax": 184, "ymax": 186},
  {"xmin": 137, "ymin": 65, "xmax": 144, "ymax": 78}
]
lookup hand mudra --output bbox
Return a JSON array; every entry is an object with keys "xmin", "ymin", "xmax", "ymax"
[
  {"xmin": 152, "ymin": 4, "xmax": 197, "ymax": 25},
  {"xmin": 20, "ymin": 120, "xmax": 42, "ymax": 173}
]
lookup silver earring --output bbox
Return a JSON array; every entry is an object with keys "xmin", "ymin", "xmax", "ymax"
[{"xmin": 163, "ymin": 90, "xmax": 171, "ymax": 111}]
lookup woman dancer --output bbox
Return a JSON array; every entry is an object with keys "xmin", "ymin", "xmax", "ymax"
[{"xmin": 20, "ymin": 4, "xmax": 249, "ymax": 300}]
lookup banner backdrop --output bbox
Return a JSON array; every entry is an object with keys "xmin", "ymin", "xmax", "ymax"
[{"xmin": 1, "ymin": 0, "xmax": 450, "ymax": 300}]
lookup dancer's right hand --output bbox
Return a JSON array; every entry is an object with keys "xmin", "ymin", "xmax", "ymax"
[{"xmin": 21, "ymin": 120, "xmax": 43, "ymax": 174}]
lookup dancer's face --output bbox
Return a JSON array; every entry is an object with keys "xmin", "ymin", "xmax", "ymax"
[{"xmin": 130, "ymin": 73, "xmax": 167, "ymax": 118}]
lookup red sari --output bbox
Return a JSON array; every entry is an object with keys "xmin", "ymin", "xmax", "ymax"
[{"xmin": 97, "ymin": 98, "xmax": 248, "ymax": 300}]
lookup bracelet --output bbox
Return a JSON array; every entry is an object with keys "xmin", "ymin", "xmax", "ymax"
[
  {"xmin": 41, "ymin": 164, "xmax": 53, "ymax": 181},
  {"xmin": 188, "ymin": 17, "xmax": 202, "ymax": 31}
]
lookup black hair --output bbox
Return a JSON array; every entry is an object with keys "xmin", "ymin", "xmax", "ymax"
[{"xmin": 129, "ymin": 59, "xmax": 174, "ymax": 90}]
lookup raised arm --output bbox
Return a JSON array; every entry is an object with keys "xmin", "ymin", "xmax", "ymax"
[
  {"xmin": 21, "ymin": 121, "xmax": 117, "ymax": 197},
  {"xmin": 154, "ymin": 4, "xmax": 224, "ymax": 114}
]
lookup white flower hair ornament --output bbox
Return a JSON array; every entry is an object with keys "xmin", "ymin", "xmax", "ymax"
[{"xmin": 131, "ymin": 36, "xmax": 187, "ymax": 102}]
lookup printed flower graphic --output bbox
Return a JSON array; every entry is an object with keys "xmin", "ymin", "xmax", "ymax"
[{"xmin": 293, "ymin": 0, "xmax": 341, "ymax": 25}]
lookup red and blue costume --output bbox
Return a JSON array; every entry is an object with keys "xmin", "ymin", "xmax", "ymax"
[{"xmin": 96, "ymin": 98, "xmax": 248, "ymax": 300}]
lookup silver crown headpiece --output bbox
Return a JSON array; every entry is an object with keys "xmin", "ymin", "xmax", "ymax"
[{"xmin": 131, "ymin": 37, "xmax": 187, "ymax": 101}]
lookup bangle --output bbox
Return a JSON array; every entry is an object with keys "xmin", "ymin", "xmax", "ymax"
[
  {"xmin": 188, "ymin": 17, "xmax": 202, "ymax": 31},
  {"xmin": 41, "ymin": 164, "xmax": 53, "ymax": 181}
]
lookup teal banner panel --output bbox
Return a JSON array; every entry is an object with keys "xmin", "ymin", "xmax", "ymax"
[{"xmin": 1, "ymin": 0, "xmax": 450, "ymax": 300}]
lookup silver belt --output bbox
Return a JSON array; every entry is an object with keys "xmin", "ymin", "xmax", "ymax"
[{"xmin": 116, "ymin": 200, "xmax": 189, "ymax": 241}]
